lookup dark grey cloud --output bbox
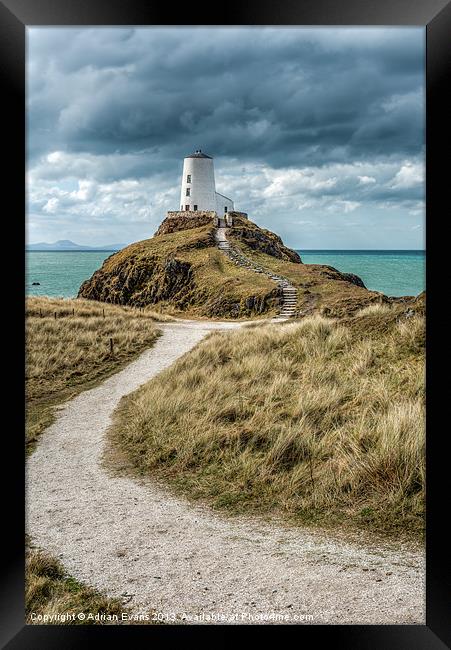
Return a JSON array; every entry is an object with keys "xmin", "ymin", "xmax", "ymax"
[
  {"xmin": 28, "ymin": 27, "xmax": 424, "ymax": 174},
  {"xmin": 27, "ymin": 27, "xmax": 425, "ymax": 249}
]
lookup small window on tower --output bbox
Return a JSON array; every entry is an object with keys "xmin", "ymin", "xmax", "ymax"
[
  {"xmin": 187, "ymin": 174, "xmax": 191, "ymax": 183},
  {"xmin": 185, "ymin": 205, "xmax": 190, "ymax": 211},
  {"xmin": 194, "ymin": 205, "xmax": 198, "ymax": 211},
  {"xmin": 186, "ymin": 188, "xmax": 190, "ymax": 196}
]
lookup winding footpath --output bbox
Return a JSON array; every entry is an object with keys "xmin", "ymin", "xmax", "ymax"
[{"xmin": 27, "ymin": 321, "xmax": 424, "ymax": 625}]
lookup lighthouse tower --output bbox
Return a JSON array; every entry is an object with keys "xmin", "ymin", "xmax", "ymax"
[{"xmin": 179, "ymin": 150, "xmax": 234, "ymax": 215}]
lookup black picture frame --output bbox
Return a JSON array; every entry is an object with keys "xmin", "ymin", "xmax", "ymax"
[{"xmin": 2, "ymin": 0, "xmax": 450, "ymax": 647}]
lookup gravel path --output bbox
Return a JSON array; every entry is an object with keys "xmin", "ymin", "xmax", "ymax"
[{"xmin": 26, "ymin": 321, "xmax": 424, "ymax": 625}]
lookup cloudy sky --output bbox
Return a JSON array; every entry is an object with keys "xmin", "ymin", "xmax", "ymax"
[{"xmin": 27, "ymin": 27, "xmax": 425, "ymax": 249}]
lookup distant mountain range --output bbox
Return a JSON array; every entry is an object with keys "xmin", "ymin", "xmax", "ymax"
[{"xmin": 26, "ymin": 239, "xmax": 126, "ymax": 251}]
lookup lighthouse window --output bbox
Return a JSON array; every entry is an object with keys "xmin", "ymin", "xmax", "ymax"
[
  {"xmin": 185, "ymin": 204, "xmax": 190, "ymax": 211},
  {"xmin": 187, "ymin": 174, "xmax": 191, "ymax": 183},
  {"xmin": 186, "ymin": 188, "xmax": 190, "ymax": 196}
]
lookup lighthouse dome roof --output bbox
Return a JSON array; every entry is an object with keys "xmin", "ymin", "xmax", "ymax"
[{"xmin": 186, "ymin": 149, "xmax": 213, "ymax": 159}]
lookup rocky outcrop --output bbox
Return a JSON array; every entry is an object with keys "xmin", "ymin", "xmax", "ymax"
[
  {"xmin": 319, "ymin": 265, "xmax": 367, "ymax": 289},
  {"xmin": 337, "ymin": 271, "xmax": 366, "ymax": 289},
  {"xmin": 156, "ymin": 213, "xmax": 302, "ymax": 266},
  {"xmin": 201, "ymin": 287, "xmax": 280, "ymax": 319},
  {"xmin": 389, "ymin": 290, "xmax": 425, "ymax": 315},
  {"xmin": 229, "ymin": 216, "xmax": 302, "ymax": 264},
  {"xmin": 78, "ymin": 255, "xmax": 195, "ymax": 308},
  {"xmin": 155, "ymin": 213, "xmax": 214, "ymax": 236}
]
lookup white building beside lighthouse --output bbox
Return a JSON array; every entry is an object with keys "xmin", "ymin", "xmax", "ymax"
[{"xmin": 179, "ymin": 150, "xmax": 234, "ymax": 215}]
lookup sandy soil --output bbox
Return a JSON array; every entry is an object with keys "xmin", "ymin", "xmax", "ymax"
[{"xmin": 26, "ymin": 320, "xmax": 425, "ymax": 625}]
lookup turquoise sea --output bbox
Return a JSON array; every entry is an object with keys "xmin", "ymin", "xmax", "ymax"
[
  {"xmin": 298, "ymin": 250, "xmax": 425, "ymax": 297},
  {"xmin": 26, "ymin": 250, "xmax": 425, "ymax": 298}
]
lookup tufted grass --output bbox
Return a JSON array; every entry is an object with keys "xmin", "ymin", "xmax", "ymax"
[
  {"xmin": 26, "ymin": 540, "xmax": 163, "ymax": 625},
  {"xmin": 26, "ymin": 542, "xmax": 124, "ymax": 625},
  {"xmin": 26, "ymin": 296, "xmax": 166, "ymax": 453},
  {"xmin": 109, "ymin": 304, "xmax": 425, "ymax": 540}
]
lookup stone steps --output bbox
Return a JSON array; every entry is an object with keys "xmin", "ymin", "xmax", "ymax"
[{"xmin": 215, "ymin": 227, "xmax": 298, "ymax": 319}]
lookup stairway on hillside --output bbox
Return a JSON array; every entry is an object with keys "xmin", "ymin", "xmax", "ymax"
[{"xmin": 214, "ymin": 227, "xmax": 298, "ymax": 319}]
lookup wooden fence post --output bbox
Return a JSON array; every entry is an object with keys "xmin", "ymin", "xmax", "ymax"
[
  {"xmin": 103, "ymin": 308, "xmax": 105, "ymax": 318},
  {"xmin": 39, "ymin": 308, "xmax": 42, "ymax": 318},
  {"xmin": 308, "ymin": 450, "xmax": 316, "ymax": 506},
  {"xmin": 54, "ymin": 312, "xmax": 57, "ymax": 320},
  {"xmin": 110, "ymin": 338, "xmax": 114, "ymax": 355}
]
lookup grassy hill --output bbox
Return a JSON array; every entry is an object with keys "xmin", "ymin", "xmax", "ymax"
[
  {"xmin": 78, "ymin": 215, "xmax": 388, "ymax": 319},
  {"xmin": 109, "ymin": 300, "xmax": 425, "ymax": 541},
  {"xmin": 26, "ymin": 296, "xmax": 166, "ymax": 452}
]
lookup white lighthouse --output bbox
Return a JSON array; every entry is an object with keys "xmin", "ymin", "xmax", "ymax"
[{"xmin": 179, "ymin": 150, "xmax": 234, "ymax": 215}]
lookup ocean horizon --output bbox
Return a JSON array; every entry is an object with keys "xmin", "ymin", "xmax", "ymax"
[{"xmin": 26, "ymin": 249, "xmax": 425, "ymax": 299}]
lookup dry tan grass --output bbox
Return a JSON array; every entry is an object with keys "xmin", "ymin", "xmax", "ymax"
[
  {"xmin": 26, "ymin": 297, "xmax": 167, "ymax": 621},
  {"xmin": 110, "ymin": 308, "xmax": 425, "ymax": 539},
  {"xmin": 26, "ymin": 541, "xmax": 163, "ymax": 625},
  {"xmin": 355, "ymin": 302, "xmax": 392, "ymax": 317},
  {"xmin": 26, "ymin": 543, "xmax": 124, "ymax": 625},
  {"xmin": 26, "ymin": 296, "xmax": 165, "ymax": 451}
]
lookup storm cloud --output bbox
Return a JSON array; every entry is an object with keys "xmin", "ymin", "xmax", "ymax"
[{"xmin": 27, "ymin": 27, "xmax": 425, "ymax": 248}]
